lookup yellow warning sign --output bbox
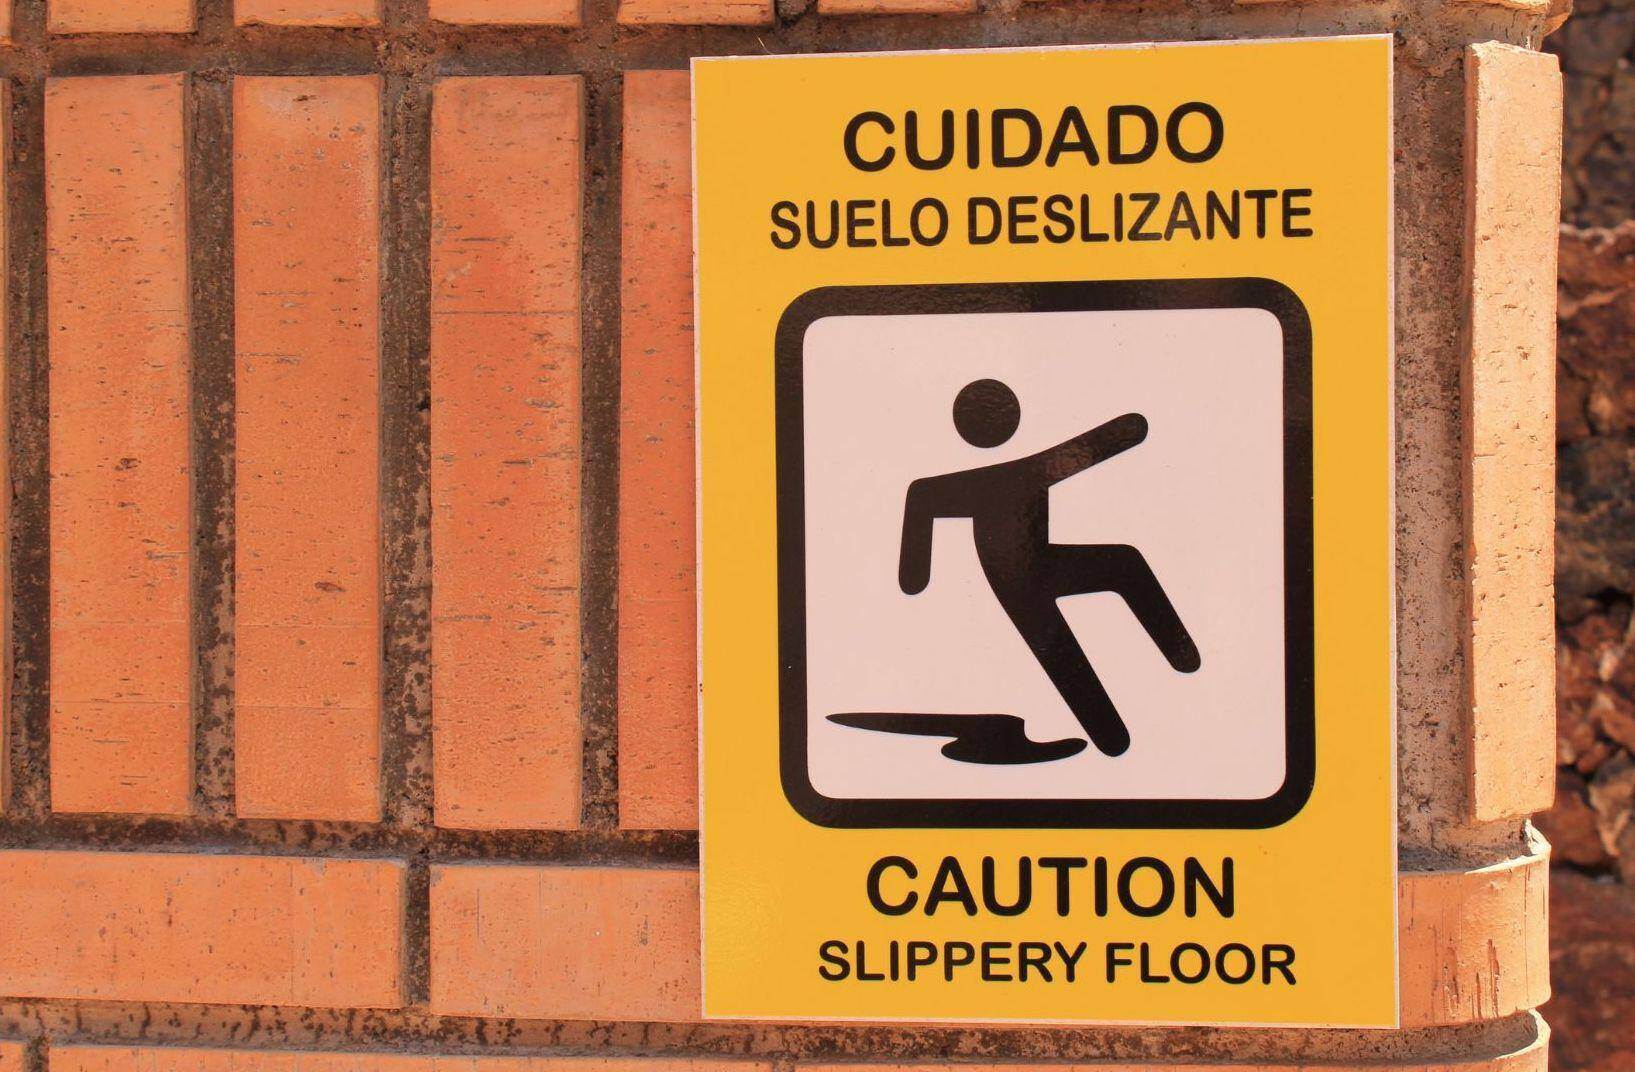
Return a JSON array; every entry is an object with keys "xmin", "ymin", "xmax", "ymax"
[{"xmin": 694, "ymin": 36, "xmax": 1396, "ymax": 1027}]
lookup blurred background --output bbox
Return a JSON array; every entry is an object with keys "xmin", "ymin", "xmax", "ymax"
[{"xmin": 1535, "ymin": 12, "xmax": 1635, "ymax": 1067}]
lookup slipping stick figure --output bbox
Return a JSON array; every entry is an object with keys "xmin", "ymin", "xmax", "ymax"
[{"xmin": 894, "ymin": 378, "xmax": 1200, "ymax": 758}]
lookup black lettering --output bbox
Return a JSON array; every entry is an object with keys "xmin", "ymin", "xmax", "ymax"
[
  {"xmin": 867, "ymin": 856, "xmax": 918, "ymax": 916},
  {"xmin": 1042, "ymin": 194, "xmax": 1075, "ymax": 243},
  {"xmin": 1108, "ymin": 105, "xmax": 1158, "ymax": 164},
  {"xmin": 770, "ymin": 200, "xmax": 800, "ymax": 249},
  {"xmin": 981, "ymin": 856, "xmax": 1032, "ymax": 915},
  {"xmin": 806, "ymin": 199, "xmax": 839, "ymax": 249},
  {"xmin": 906, "ymin": 940, "xmax": 938, "ymax": 981},
  {"xmin": 818, "ymin": 940, "xmax": 850, "ymax": 981},
  {"xmin": 1007, "ymin": 195, "xmax": 1039, "ymax": 244},
  {"xmin": 1216, "ymin": 942, "xmax": 1256, "ymax": 985},
  {"xmin": 1038, "ymin": 856, "xmax": 1086, "ymax": 915},
  {"xmin": 1283, "ymin": 188, "xmax": 1314, "ymax": 237},
  {"xmin": 844, "ymin": 111, "xmax": 895, "ymax": 172},
  {"xmin": 944, "ymin": 941, "xmax": 976, "ymax": 981},
  {"xmin": 1055, "ymin": 940, "xmax": 1087, "ymax": 983},
  {"xmin": 1165, "ymin": 101, "xmax": 1224, "ymax": 163},
  {"xmin": 1045, "ymin": 106, "xmax": 1101, "ymax": 166},
  {"xmin": 925, "ymin": 856, "xmax": 979, "ymax": 916},
  {"xmin": 1184, "ymin": 857, "xmax": 1235, "ymax": 918},
  {"xmin": 1126, "ymin": 192, "xmax": 1162, "ymax": 242},
  {"xmin": 1106, "ymin": 941, "xmax": 1135, "ymax": 982},
  {"xmin": 1205, "ymin": 189, "xmax": 1240, "ymax": 239},
  {"xmin": 1244, "ymin": 189, "xmax": 1277, "ymax": 238},
  {"xmin": 1172, "ymin": 942, "xmax": 1211, "ymax": 984},
  {"xmin": 1018, "ymin": 941, "xmax": 1053, "ymax": 982},
  {"xmin": 992, "ymin": 108, "xmax": 1042, "ymax": 167},
  {"xmin": 845, "ymin": 199, "xmax": 876, "ymax": 247},
  {"xmin": 1264, "ymin": 944, "xmax": 1297, "ymax": 985},
  {"xmin": 1164, "ymin": 191, "xmax": 1201, "ymax": 241},
  {"xmin": 905, "ymin": 109, "xmax": 956, "ymax": 170},
  {"xmin": 980, "ymin": 941, "xmax": 1013, "ymax": 982},
  {"xmin": 1118, "ymin": 856, "xmax": 1175, "ymax": 916},
  {"xmin": 910, "ymin": 198, "xmax": 950, "ymax": 245},
  {"xmin": 968, "ymin": 197, "xmax": 1001, "ymax": 244}
]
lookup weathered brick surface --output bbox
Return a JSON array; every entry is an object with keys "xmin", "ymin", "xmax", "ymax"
[
  {"xmin": 236, "ymin": 0, "xmax": 381, "ymax": 24},
  {"xmin": 1399, "ymin": 848, "xmax": 1552, "ymax": 1027},
  {"xmin": 0, "ymin": 1044, "xmax": 19, "ymax": 1072},
  {"xmin": 55, "ymin": 1053, "xmax": 772, "ymax": 1072},
  {"xmin": 0, "ymin": 851, "xmax": 405, "ymax": 1007},
  {"xmin": 617, "ymin": 0, "xmax": 772, "ymax": 25},
  {"xmin": 46, "ymin": 75, "xmax": 192, "ymax": 818},
  {"xmin": 430, "ymin": 76, "xmax": 583, "ymax": 831},
  {"xmin": 429, "ymin": 865, "xmax": 699, "ymax": 1020},
  {"xmin": 1544, "ymin": 870, "xmax": 1635, "ymax": 1072},
  {"xmin": 431, "ymin": 0, "xmax": 582, "ymax": 22},
  {"xmin": 48, "ymin": 0, "xmax": 195, "ymax": 32},
  {"xmin": 816, "ymin": 0, "xmax": 977, "ymax": 13},
  {"xmin": 1463, "ymin": 43, "xmax": 1562, "ymax": 822},
  {"xmin": 619, "ymin": 71, "xmax": 696, "ymax": 831},
  {"xmin": 234, "ymin": 76, "xmax": 383, "ymax": 823}
]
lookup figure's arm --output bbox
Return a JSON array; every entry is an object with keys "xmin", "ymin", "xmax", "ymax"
[
  {"xmin": 1037, "ymin": 412, "xmax": 1149, "ymax": 484},
  {"xmin": 898, "ymin": 475, "xmax": 966, "ymax": 595}
]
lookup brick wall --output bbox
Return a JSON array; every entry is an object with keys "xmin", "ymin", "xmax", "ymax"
[{"xmin": 0, "ymin": 1, "xmax": 1566, "ymax": 1071}]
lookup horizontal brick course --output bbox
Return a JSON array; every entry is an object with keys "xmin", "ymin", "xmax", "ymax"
[
  {"xmin": 816, "ymin": 0, "xmax": 977, "ymax": 13},
  {"xmin": 235, "ymin": 0, "xmax": 381, "ymax": 24},
  {"xmin": 49, "ymin": 0, "xmax": 195, "ymax": 32},
  {"xmin": 0, "ymin": 851, "xmax": 405, "ymax": 1007},
  {"xmin": 46, "ymin": 74, "xmax": 192, "ymax": 818},
  {"xmin": 233, "ymin": 75, "xmax": 383, "ymax": 823},
  {"xmin": 429, "ymin": 865, "xmax": 699, "ymax": 1020},
  {"xmin": 1463, "ymin": 42, "xmax": 1562, "ymax": 823},
  {"xmin": 619, "ymin": 70, "xmax": 697, "ymax": 831},
  {"xmin": 430, "ymin": 76, "xmax": 583, "ymax": 831},
  {"xmin": 1399, "ymin": 847, "xmax": 1551, "ymax": 1026},
  {"xmin": 617, "ymin": 0, "xmax": 772, "ymax": 24},
  {"xmin": 54, "ymin": 1051, "xmax": 774, "ymax": 1072},
  {"xmin": 430, "ymin": 0, "xmax": 581, "ymax": 23}
]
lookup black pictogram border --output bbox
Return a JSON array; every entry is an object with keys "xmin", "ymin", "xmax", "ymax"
[{"xmin": 774, "ymin": 279, "xmax": 1316, "ymax": 829}]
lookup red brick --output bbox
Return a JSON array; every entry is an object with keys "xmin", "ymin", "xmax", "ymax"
[
  {"xmin": 617, "ymin": 0, "xmax": 769, "ymax": 23},
  {"xmin": 431, "ymin": 0, "xmax": 581, "ymax": 23},
  {"xmin": 1399, "ymin": 846, "xmax": 1551, "ymax": 1026},
  {"xmin": 815, "ymin": 0, "xmax": 975, "ymax": 13},
  {"xmin": 1463, "ymin": 43, "xmax": 1562, "ymax": 823},
  {"xmin": 430, "ymin": 77, "xmax": 583, "ymax": 831},
  {"xmin": 236, "ymin": 0, "xmax": 381, "ymax": 24},
  {"xmin": 619, "ymin": 71, "xmax": 696, "ymax": 831},
  {"xmin": 46, "ymin": 75, "xmax": 192, "ymax": 817},
  {"xmin": 234, "ymin": 76, "xmax": 382, "ymax": 822},
  {"xmin": 0, "ymin": 850, "xmax": 405, "ymax": 1007},
  {"xmin": 0, "ymin": 2, "xmax": 12, "ymax": 40},
  {"xmin": 429, "ymin": 865, "xmax": 699, "ymax": 1020},
  {"xmin": 57, "ymin": 1051, "xmax": 770, "ymax": 1072},
  {"xmin": 0, "ymin": 1043, "xmax": 21, "ymax": 1072},
  {"xmin": 49, "ymin": 0, "xmax": 195, "ymax": 32}
]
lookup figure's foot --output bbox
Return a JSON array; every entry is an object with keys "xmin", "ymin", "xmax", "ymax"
[{"xmin": 827, "ymin": 712, "xmax": 1088, "ymax": 765}]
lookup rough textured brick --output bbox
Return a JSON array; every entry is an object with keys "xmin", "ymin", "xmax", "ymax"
[
  {"xmin": 0, "ymin": 1043, "xmax": 21, "ymax": 1072},
  {"xmin": 0, "ymin": 2, "xmax": 11, "ymax": 40},
  {"xmin": 430, "ymin": 77, "xmax": 583, "ymax": 831},
  {"xmin": 1463, "ymin": 43, "xmax": 1563, "ymax": 823},
  {"xmin": 49, "ymin": 0, "xmax": 195, "ymax": 32},
  {"xmin": 0, "ymin": 851, "xmax": 404, "ymax": 1007},
  {"xmin": 802, "ymin": 1042, "xmax": 1548, "ymax": 1072},
  {"xmin": 619, "ymin": 72, "xmax": 696, "ymax": 831},
  {"xmin": 57, "ymin": 1053, "xmax": 771, "ymax": 1072},
  {"xmin": 1399, "ymin": 846, "xmax": 1551, "ymax": 1026},
  {"xmin": 46, "ymin": 75, "xmax": 191, "ymax": 817},
  {"xmin": 236, "ymin": 0, "xmax": 381, "ymax": 24},
  {"xmin": 431, "ymin": 0, "xmax": 581, "ymax": 22},
  {"xmin": 430, "ymin": 865, "xmax": 698, "ymax": 1020},
  {"xmin": 234, "ymin": 77, "xmax": 382, "ymax": 822},
  {"xmin": 617, "ymin": 0, "xmax": 771, "ymax": 25},
  {"xmin": 816, "ymin": 0, "xmax": 975, "ymax": 13}
]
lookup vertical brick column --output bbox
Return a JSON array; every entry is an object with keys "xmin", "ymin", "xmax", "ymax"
[
  {"xmin": 46, "ymin": 75, "xmax": 192, "ymax": 817},
  {"xmin": 233, "ymin": 76, "xmax": 383, "ymax": 823},
  {"xmin": 618, "ymin": 71, "xmax": 697, "ymax": 831},
  {"xmin": 429, "ymin": 77, "xmax": 584, "ymax": 831}
]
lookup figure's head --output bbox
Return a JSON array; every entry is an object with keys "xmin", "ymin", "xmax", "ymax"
[{"xmin": 953, "ymin": 378, "xmax": 1020, "ymax": 448}]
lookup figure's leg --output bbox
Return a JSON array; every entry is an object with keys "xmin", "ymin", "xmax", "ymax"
[
  {"xmin": 1049, "ymin": 545, "xmax": 1201, "ymax": 672},
  {"xmin": 997, "ymin": 594, "xmax": 1131, "ymax": 756}
]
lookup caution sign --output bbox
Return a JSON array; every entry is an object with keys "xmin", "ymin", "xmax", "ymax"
[{"xmin": 695, "ymin": 36, "xmax": 1396, "ymax": 1027}]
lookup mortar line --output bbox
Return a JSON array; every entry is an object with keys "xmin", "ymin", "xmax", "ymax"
[
  {"xmin": 378, "ymin": 65, "xmax": 436, "ymax": 834},
  {"xmin": 5, "ymin": 0, "xmax": 49, "ymax": 819},
  {"xmin": 578, "ymin": 44, "xmax": 625, "ymax": 831},
  {"xmin": 185, "ymin": 63, "xmax": 237, "ymax": 820}
]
